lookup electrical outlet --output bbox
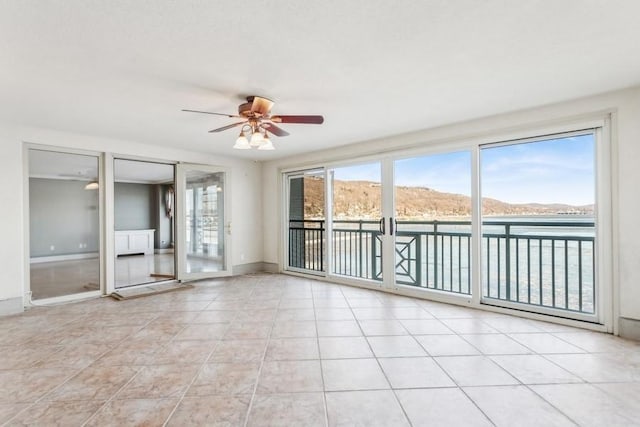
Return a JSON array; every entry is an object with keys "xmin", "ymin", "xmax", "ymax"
[{"xmin": 240, "ymin": 253, "xmax": 245, "ymax": 261}]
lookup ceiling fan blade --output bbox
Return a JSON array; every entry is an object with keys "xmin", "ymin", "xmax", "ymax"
[
  {"xmin": 262, "ymin": 123, "xmax": 290, "ymax": 137},
  {"xmin": 250, "ymin": 96, "xmax": 274, "ymax": 115},
  {"xmin": 270, "ymin": 115, "xmax": 324, "ymax": 124},
  {"xmin": 208, "ymin": 122, "xmax": 246, "ymax": 133},
  {"xmin": 182, "ymin": 109, "xmax": 241, "ymax": 118}
]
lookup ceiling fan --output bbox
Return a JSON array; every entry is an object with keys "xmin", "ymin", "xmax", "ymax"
[{"xmin": 182, "ymin": 96, "xmax": 324, "ymax": 150}]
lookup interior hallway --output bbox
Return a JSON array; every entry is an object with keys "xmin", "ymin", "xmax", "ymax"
[{"xmin": 1, "ymin": 273, "xmax": 639, "ymax": 426}]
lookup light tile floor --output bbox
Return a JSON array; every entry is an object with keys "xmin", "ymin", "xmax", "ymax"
[{"xmin": 1, "ymin": 273, "xmax": 640, "ymax": 426}]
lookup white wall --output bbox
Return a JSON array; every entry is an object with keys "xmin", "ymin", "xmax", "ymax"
[
  {"xmin": 0, "ymin": 123, "xmax": 263, "ymax": 307},
  {"xmin": 262, "ymin": 87, "xmax": 640, "ymax": 326}
]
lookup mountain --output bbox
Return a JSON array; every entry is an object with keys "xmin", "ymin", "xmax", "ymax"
[{"xmin": 301, "ymin": 177, "xmax": 594, "ymax": 219}]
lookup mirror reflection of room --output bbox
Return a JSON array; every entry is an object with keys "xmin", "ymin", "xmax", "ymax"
[
  {"xmin": 28, "ymin": 149, "xmax": 101, "ymax": 300},
  {"xmin": 114, "ymin": 159, "xmax": 175, "ymax": 288}
]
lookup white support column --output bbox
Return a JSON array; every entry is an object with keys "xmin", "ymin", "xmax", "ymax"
[
  {"xmin": 103, "ymin": 153, "xmax": 115, "ymax": 295},
  {"xmin": 381, "ymin": 157, "xmax": 395, "ymax": 289},
  {"xmin": 470, "ymin": 145, "xmax": 482, "ymax": 306},
  {"xmin": 325, "ymin": 169, "xmax": 334, "ymax": 278}
]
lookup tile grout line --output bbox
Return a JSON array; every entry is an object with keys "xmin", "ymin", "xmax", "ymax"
[
  {"xmin": 403, "ymin": 308, "xmax": 494, "ymax": 426},
  {"xmin": 425, "ymin": 328, "xmax": 498, "ymax": 426},
  {"xmin": 161, "ymin": 294, "xmax": 233, "ymax": 427},
  {"xmin": 242, "ymin": 275, "xmax": 279, "ymax": 427},
  {"xmin": 312, "ymin": 281, "xmax": 330, "ymax": 427},
  {"xmin": 419, "ymin": 306, "xmax": 509, "ymax": 426},
  {"xmin": 341, "ymin": 287, "xmax": 415, "ymax": 427},
  {"xmin": 80, "ymin": 364, "xmax": 149, "ymax": 427},
  {"xmin": 521, "ymin": 383, "xmax": 582, "ymax": 426}
]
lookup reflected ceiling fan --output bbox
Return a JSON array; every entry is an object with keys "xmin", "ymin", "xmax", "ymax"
[{"xmin": 182, "ymin": 96, "xmax": 324, "ymax": 150}]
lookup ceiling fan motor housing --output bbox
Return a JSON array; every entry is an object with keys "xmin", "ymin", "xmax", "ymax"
[
  {"xmin": 238, "ymin": 101, "xmax": 254, "ymax": 117},
  {"xmin": 239, "ymin": 96, "xmax": 273, "ymax": 118}
]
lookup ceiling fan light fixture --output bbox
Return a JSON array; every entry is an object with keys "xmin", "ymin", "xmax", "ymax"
[
  {"xmin": 249, "ymin": 129, "xmax": 264, "ymax": 147},
  {"xmin": 233, "ymin": 138, "xmax": 250, "ymax": 150},
  {"xmin": 233, "ymin": 131, "xmax": 250, "ymax": 149},
  {"xmin": 258, "ymin": 132, "xmax": 275, "ymax": 150}
]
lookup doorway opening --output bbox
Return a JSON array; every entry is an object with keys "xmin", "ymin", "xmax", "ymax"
[{"xmin": 114, "ymin": 159, "xmax": 176, "ymax": 288}]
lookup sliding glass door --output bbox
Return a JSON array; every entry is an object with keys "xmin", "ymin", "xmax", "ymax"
[
  {"xmin": 286, "ymin": 170, "xmax": 325, "ymax": 274},
  {"xmin": 284, "ymin": 163, "xmax": 387, "ymax": 284},
  {"xmin": 479, "ymin": 132, "xmax": 597, "ymax": 320},
  {"xmin": 393, "ymin": 151, "xmax": 472, "ymax": 294},
  {"xmin": 113, "ymin": 159, "xmax": 175, "ymax": 289},
  {"xmin": 328, "ymin": 162, "xmax": 385, "ymax": 282},
  {"xmin": 176, "ymin": 164, "xmax": 231, "ymax": 280},
  {"xmin": 28, "ymin": 148, "xmax": 102, "ymax": 301},
  {"xmin": 283, "ymin": 128, "xmax": 603, "ymax": 323}
]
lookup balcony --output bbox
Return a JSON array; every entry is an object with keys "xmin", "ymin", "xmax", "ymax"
[{"xmin": 289, "ymin": 219, "xmax": 595, "ymax": 315}]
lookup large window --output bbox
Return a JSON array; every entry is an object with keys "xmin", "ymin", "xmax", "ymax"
[
  {"xmin": 480, "ymin": 132, "xmax": 596, "ymax": 314},
  {"xmin": 284, "ymin": 127, "xmax": 604, "ymax": 323}
]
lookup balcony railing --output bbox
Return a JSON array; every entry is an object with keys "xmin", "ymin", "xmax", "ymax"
[{"xmin": 288, "ymin": 219, "xmax": 595, "ymax": 314}]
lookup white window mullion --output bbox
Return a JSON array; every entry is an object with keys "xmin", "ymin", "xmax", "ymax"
[{"xmin": 471, "ymin": 145, "xmax": 482, "ymax": 306}]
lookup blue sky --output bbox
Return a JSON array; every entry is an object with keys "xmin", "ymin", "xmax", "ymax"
[
  {"xmin": 395, "ymin": 151, "xmax": 471, "ymax": 195},
  {"xmin": 332, "ymin": 134, "xmax": 595, "ymax": 206},
  {"xmin": 480, "ymin": 134, "xmax": 594, "ymax": 205}
]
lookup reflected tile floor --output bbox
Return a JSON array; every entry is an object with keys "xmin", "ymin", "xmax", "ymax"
[{"xmin": 1, "ymin": 273, "xmax": 640, "ymax": 426}]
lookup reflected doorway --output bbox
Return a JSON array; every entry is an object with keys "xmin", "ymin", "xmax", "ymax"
[
  {"xmin": 28, "ymin": 149, "xmax": 101, "ymax": 300},
  {"xmin": 114, "ymin": 159, "xmax": 175, "ymax": 288}
]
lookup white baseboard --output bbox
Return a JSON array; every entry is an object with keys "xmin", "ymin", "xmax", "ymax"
[
  {"xmin": 30, "ymin": 252, "xmax": 99, "ymax": 264},
  {"xmin": 0, "ymin": 297, "xmax": 23, "ymax": 316},
  {"xmin": 232, "ymin": 262, "xmax": 279, "ymax": 275},
  {"xmin": 155, "ymin": 248, "xmax": 175, "ymax": 254},
  {"xmin": 262, "ymin": 262, "xmax": 279, "ymax": 273},
  {"xmin": 619, "ymin": 317, "xmax": 640, "ymax": 341}
]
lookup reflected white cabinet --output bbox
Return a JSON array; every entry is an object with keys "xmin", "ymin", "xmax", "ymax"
[{"xmin": 115, "ymin": 229, "xmax": 155, "ymax": 256}]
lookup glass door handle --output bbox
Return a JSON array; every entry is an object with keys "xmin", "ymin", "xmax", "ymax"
[
  {"xmin": 389, "ymin": 217, "xmax": 394, "ymax": 235},
  {"xmin": 379, "ymin": 217, "xmax": 386, "ymax": 235}
]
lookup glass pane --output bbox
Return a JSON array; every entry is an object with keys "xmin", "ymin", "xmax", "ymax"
[
  {"xmin": 330, "ymin": 163, "xmax": 382, "ymax": 280},
  {"xmin": 185, "ymin": 170, "xmax": 225, "ymax": 273},
  {"xmin": 29, "ymin": 150, "xmax": 100, "ymax": 299},
  {"xmin": 394, "ymin": 151, "xmax": 472, "ymax": 293},
  {"xmin": 114, "ymin": 159, "xmax": 175, "ymax": 288},
  {"xmin": 480, "ymin": 133, "xmax": 596, "ymax": 314},
  {"xmin": 287, "ymin": 170, "xmax": 325, "ymax": 272}
]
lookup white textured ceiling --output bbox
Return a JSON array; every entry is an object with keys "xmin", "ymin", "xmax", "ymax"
[{"xmin": 2, "ymin": 1, "xmax": 640, "ymax": 160}]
